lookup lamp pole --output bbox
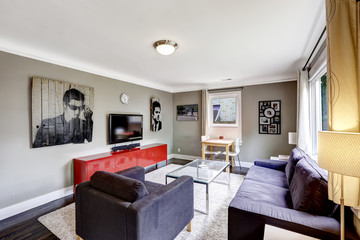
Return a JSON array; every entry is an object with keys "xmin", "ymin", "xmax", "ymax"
[{"xmin": 340, "ymin": 175, "xmax": 345, "ymax": 240}]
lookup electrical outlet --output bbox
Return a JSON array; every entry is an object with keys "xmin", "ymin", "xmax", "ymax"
[{"xmin": 178, "ymin": 148, "xmax": 181, "ymax": 153}]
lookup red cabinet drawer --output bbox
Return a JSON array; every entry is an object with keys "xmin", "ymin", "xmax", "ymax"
[
  {"xmin": 114, "ymin": 150, "xmax": 138, "ymax": 171},
  {"xmin": 87, "ymin": 158, "xmax": 114, "ymax": 178}
]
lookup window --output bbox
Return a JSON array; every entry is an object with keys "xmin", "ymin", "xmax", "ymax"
[
  {"xmin": 310, "ymin": 72, "xmax": 328, "ymax": 155},
  {"xmin": 209, "ymin": 92, "xmax": 240, "ymax": 127}
]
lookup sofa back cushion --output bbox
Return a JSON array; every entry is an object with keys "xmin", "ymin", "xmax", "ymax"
[
  {"xmin": 289, "ymin": 157, "xmax": 335, "ymax": 216},
  {"xmin": 90, "ymin": 171, "xmax": 149, "ymax": 202},
  {"xmin": 285, "ymin": 148, "xmax": 305, "ymax": 185}
]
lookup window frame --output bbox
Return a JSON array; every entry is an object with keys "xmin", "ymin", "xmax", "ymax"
[
  {"xmin": 309, "ymin": 69, "xmax": 327, "ymax": 155},
  {"xmin": 208, "ymin": 91, "xmax": 241, "ymax": 128}
]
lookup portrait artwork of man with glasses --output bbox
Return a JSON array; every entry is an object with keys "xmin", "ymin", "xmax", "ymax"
[{"xmin": 33, "ymin": 87, "xmax": 93, "ymax": 148}]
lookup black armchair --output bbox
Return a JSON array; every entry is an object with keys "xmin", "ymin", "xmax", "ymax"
[{"xmin": 75, "ymin": 166, "xmax": 194, "ymax": 240}]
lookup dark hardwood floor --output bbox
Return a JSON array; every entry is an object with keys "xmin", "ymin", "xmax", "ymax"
[
  {"xmin": 0, "ymin": 195, "xmax": 74, "ymax": 240},
  {"xmin": 0, "ymin": 158, "xmax": 247, "ymax": 240}
]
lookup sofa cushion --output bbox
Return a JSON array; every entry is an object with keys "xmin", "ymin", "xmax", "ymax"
[
  {"xmin": 289, "ymin": 158, "xmax": 331, "ymax": 216},
  {"xmin": 285, "ymin": 148, "xmax": 305, "ymax": 185},
  {"xmin": 235, "ymin": 179, "xmax": 293, "ymax": 208},
  {"xmin": 144, "ymin": 181, "xmax": 163, "ymax": 193},
  {"xmin": 90, "ymin": 171, "xmax": 149, "ymax": 202},
  {"xmin": 245, "ymin": 165, "xmax": 288, "ymax": 189}
]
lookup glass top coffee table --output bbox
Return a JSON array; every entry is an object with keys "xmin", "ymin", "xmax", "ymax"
[{"xmin": 166, "ymin": 159, "xmax": 230, "ymax": 214}]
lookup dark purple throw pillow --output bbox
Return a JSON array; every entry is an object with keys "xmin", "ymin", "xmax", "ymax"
[
  {"xmin": 285, "ymin": 148, "xmax": 305, "ymax": 186},
  {"xmin": 289, "ymin": 159, "xmax": 331, "ymax": 216},
  {"xmin": 90, "ymin": 171, "xmax": 148, "ymax": 202}
]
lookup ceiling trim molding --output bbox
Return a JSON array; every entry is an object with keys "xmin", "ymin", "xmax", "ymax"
[
  {"xmin": 0, "ymin": 41, "xmax": 174, "ymax": 93},
  {"xmin": 171, "ymin": 78, "xmax": 297, "ymax": 93},
  {"xmin": 0, "ymin": 41, "xmax": 297, "ymax": 94}
]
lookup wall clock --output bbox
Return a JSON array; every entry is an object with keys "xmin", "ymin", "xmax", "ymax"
[{"xmin": 120, "ymin": 93, "xmax": 129, "ymax": 104}]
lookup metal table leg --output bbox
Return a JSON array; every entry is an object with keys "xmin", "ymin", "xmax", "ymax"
[
  {"xmin": 228, "ymin": 166, "xmax": 231, "ymax": 185},
  {"xmin": 206, "ymin": 183, "xmax": 209, "ymax": 214},
  {"xmin": 194, "ymin": 182, "xmax": 209, "ymax": 215}
]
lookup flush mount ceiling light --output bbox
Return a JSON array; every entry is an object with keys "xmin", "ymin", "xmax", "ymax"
[{"xmin": 153, "ymin": 40, "xmax": 178, "ymax": 55}]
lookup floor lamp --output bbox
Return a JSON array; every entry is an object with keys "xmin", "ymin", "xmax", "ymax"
[{"xmin": 318, "ymin": 131, "xmax": 360, "ymax": 240}]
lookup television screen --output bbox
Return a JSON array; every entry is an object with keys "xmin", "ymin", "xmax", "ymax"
[{"xmin": 108, "ymin": 114, "xmax": 143, "ymax": 144}]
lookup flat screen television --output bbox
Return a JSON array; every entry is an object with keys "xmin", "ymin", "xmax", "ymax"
[{"xmin": 108, "ymin": 114, "xmax": 143, "ymax": 144}]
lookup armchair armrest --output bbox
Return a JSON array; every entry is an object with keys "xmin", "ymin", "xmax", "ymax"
[
  {"xmin": 254, "ymin": 159, "xmax": 288, "ymax": 171},
  {"xmin": 115, "ymin": 166, "xmax": 145, "ymax": 182},
  {"xmin": 127, "ymin": 176, "xmax": 194, "ymax": 240}
]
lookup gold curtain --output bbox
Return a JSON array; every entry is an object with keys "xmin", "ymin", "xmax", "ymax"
[{"xmin": 326, "ymin": 0, "xmax": 360, "ymax": 206}]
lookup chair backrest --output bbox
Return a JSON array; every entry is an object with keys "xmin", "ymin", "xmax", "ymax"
[
  {"xmin": 201, "ymin": 135, "xmax": 209, "ymax": 141},
  {"xmin": 201, "ymin": 135, "xmax": 209, "ymax": 150},
  {"xmin": 234, "ymin": 137, "xmax": 241, "ymax": 154}
]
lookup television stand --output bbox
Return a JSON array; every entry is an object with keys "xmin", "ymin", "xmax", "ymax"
[{"xmin": 73, "ymin": 143, "xmax": 167, "ymax": 192}]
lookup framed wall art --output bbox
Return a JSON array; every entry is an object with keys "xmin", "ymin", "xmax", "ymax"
[
  {"xmin": 259, "ymin": 100, "xmax": 281, "ymax": 134},
  {"xmin": 32, "ymin": 77, "xmax": 94, "ymax": 148},
  {"xmin": 176, "ymin": 104, "xmax": 198, "ymax": 121},
  {"xmin": 150, "ymin": 97, "xmax": 162, "ymax": 131}
]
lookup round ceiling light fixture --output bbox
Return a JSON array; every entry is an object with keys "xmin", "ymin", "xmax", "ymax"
[{"xmin": 153, "ymin": 40, "xmax": 178, "ymax": 55}]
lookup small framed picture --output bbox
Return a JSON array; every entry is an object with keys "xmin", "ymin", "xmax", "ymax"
[
  {"xmin": 260, "ymin": 117, "xmax": 270, "ymax": 124},
  {"xmin": 268, "ymin": 124, "xmax": 277, "ymax": 134},
  {"xmin": 176, "ymin": 104, "xmax": 198, "ymax": 121},
  {"xmin": 271, "ymin": 101, "xmax": 280, "ymax": 111},
  {"xmin": 274, "ymin": 116, "xmax": 280, "ymax": 123},
  {"xmin": 260, "ymin": 125, "xmax": 268, "ymax": 133}
]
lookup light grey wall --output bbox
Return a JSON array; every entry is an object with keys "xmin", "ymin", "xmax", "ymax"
[
  {"xmin": 241, "ymin": 81, "xmax": 297, "ymax": 162},
  {"xmin": 0, "ymin": 51, "xmax": 173, "ymax": 209},
  {"xmin": 173, "ymin": 91, "xmax": 202, "ymax": 156},
  {"xmin": 172, "ymin": 82, "xmax": 297, "ymax": 162}
]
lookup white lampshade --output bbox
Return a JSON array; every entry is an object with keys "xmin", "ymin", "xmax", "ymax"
[
  {"xmin": 153, "ymin": 40, "xmax": 178, "ymax": 55},
  {"xmin": 288, "ymin": 132, "xmax": 297, "ymax": 145},
  {"xmin": 318, "ymin": 131, "xmax": 360, "ymax": 178}
]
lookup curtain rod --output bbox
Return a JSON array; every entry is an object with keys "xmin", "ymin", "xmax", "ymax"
[
  {"xmin": 302, "ymin": 26, "xmax": 326, "ymax": 71},
  {"xmin": 208, "ymin": 87, "xmax": 243, "ymax": 93}
]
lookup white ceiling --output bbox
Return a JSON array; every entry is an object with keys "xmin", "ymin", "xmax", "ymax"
[{"xmin": 0, "ymin": 0, "xmax": 325, "ymax": 93}]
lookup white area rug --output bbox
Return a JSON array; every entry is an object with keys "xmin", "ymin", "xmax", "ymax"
[{"xmin": 38, "ymin": 164, "xmax": 244, "ymax": 240}]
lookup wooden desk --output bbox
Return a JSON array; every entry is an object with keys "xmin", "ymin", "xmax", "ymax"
[{"xmin": 201, "ymin": 139, "xmax": 234, "ymax": 165}]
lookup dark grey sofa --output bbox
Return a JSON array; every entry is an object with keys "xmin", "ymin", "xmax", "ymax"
[
  {"xmin": 228, "ymin": 148, "xmax": 358, "ymax": 240},
  {"xmin": 76, "ymin": 166, "xmax": 194, "ymax": 240}
]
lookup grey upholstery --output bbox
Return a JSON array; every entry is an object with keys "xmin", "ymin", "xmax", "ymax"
[
  {"xmin": 228, "ymin": 148, "xmax": 358, "ymax": 240},
  {"xmin": 246, "ymin": 165, "xmax": 288, "ymax": 188},
  {"xmin": 76, "ymin": 166, "xmax": 194, "ymax": 240},
  {"xmin": 90, "ymin": 171, "xmax": 149, "ymax": 202}
]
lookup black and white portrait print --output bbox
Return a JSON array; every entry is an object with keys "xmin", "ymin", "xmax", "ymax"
[
  {"xmin": 151, "ymin": 97, "xmax": 162, "ymax": 132},
  {"xmin": 32, "ymin": 77, "xmax": 94, "ymax": 148}
]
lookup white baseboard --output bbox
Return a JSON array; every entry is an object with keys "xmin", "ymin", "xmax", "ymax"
[{"xmin": 0, "ymin": 186, "xmax": 73, "ymax": 221}]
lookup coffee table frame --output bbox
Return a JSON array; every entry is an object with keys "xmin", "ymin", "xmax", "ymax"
[{"xmin": 165, "ymin": 159, "xmax": 230, "ymax": 215}]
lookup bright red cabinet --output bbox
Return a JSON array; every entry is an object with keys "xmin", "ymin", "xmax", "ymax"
[{"xmin": 73, "ymin": 143, "xmax": 167, "ymax": 192}]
